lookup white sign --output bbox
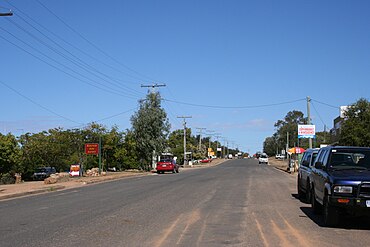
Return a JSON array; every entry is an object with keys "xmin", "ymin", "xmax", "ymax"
[{"xmin": 298, "ymin": 125, "xmax": 316, "ymax": 138}]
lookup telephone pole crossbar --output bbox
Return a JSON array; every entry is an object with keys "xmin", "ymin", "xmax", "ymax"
[{"xmin": 141, "ymin": 83, "xmax": 166, "ymax": 93}]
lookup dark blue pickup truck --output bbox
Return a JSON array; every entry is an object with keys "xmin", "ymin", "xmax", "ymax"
[{"xmin": 310, "ymin": 146, "xmax": 370, "ymax": 226}]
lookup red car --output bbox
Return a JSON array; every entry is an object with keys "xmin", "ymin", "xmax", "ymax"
[
  {"xmin": 200, "ymin": 158, "xmax": 212, "ymax": 163},
  {"xmin": 156, "ymin": 159, "xmax": 179, "ymax": 174}
]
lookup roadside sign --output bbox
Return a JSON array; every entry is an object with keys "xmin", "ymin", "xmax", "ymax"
[
  {"xmin": 85, "ymin": 143, "xmax": 99, "ymax": 154},
  {"xmin": 298, "ymin": 125, "xmax": 316, "ymax": 138},
  {"xmin": 69, "ymin": 164, "xmax": 80, "ymax": 177}
]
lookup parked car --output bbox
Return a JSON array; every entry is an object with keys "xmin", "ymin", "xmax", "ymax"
[
  {"xmin": 200, "ymin": 158, "xmax": 212, "ymax": 163},
  {"xmin": 156, "ymin": 159, "xmax": 179, "ymax": 174},
  {"xmin": 310, "ymin": 146, "xmax": 370, "ymax": 226},
  {"xmin": 297, "ymin": 148, "xmax": 319, "ymax": 202},
  {"xmin": 32, "ymin": 167, "xmax": 57, "ymax": 180},
  {"xmin": 277, "ymin": 154, "xmax": 286, "ymax": 159},
  {"xmin": 259, "ymin": 154, "xmax": 269, "ymax": 164}
]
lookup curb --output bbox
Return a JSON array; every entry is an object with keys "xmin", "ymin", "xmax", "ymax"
[{"xmin": 0, "ymin": 185, "xmax": 66, "ymax": 201}]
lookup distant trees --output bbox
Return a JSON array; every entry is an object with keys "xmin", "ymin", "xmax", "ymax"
[
  {"xmin": 0, "ymin": 90, "xmax": 233, "ymax": 183},
  {"xmin": 262, "ymin": 110, "xmax": 308, "ymax": 156},
  {"xmin": 262, "ymin": 98, "xmax": 370, "ymax": 156}
]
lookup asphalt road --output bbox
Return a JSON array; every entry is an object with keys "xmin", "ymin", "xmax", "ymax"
[{"xmin": 1, "ymin": 159, "xmax": 369, "ymax": 247}]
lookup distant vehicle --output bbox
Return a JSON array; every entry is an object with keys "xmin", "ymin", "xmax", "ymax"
[
  {"xmin": 310, "ymin": 146, "xmax": 370, "ymax": 226},
  {"xmin": 228, "ymin": 154, "xmax": 233, "ymax": 159},
  {"xmin": 156, "ymin": 159, "xmax": 179, "ymax": 174},
  {"xmin": 259, "ymin": 154, "xmax": 268, "ymax": 164},
  {"xmin": 200, "ymin": 158, "xmax": 212, "ymax": 163},
  {"xmin": 297, "ymin": 148, "xmax": 319, "ymax": 202},
  {"xmin": 275, "ymin": 154, "xmax": 285, "ymax": 159},
  {"xmin": 32, "ymin": 167, "xmax": 57, "ymax": 180}
]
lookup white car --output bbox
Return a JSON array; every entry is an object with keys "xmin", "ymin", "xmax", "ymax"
[
  {"xmin": 275, "ymin": 154, "xmax": 285, "ymax": 159},
  {"xmin": 259, "ymin": 154, "xmax": 269, "ymax": 164}
]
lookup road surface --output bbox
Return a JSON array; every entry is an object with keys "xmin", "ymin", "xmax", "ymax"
[{"xmin": 0, "ymin": 159, "xmax": 369, "ymax": 246}]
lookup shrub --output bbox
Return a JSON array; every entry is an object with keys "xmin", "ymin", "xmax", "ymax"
[{"xmin": 0, "ymin": 173, "xmax": 15, "ymax": 185}]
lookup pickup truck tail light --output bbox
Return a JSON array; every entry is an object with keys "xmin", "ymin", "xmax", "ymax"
[{"xmin": 337, "ymin": 199, "xmax": 350, "ymax": 204}]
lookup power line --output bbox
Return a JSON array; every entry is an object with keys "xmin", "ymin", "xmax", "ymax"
[
  {"xmin": 311, "ymin": 99, "xmax": 339, "ymax": 109},
  {"xmin": 5, "ymin": 18, "xmax": 143, "ymax": 98},
  {"xmin": 4, "ymin": 4, "xmax": 145, "ymax": 95},
  {"xmin": 162, "ymin": 98, "xmax": 306, "ymax": 109},
  {"xmin": 70, "ymin": 107, "xmax": 138, "ymax": 129},
  {"xmin": 311, "ymin": 100, "xmax": 329, "ymax": 129},
  {"xmin": 0, "ymin": 78, "xmax": 138, "ymax": 130},
  {"xmin": 0, "ymin": 27, "xmax": 140, "ymax": 99},
  {"xmin": 0, "ymin": 79, "xmax": 81, "ymax": 124},
  {"xmin": 4, "ymin": 0, "xmax": 148, "ymax": 83},
  {"xmin": 34, "ymin": 0, "xmax": 157, "ymax": 83}
]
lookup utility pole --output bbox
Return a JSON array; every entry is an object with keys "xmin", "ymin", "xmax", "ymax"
[
  {"xmin": 206, "ymin": 130, "xmax": 215, "ymax": 148},
  {"xmin": 196, "ymin": 127, "xmax": 206, "ymax": 151},
  {"xmin": 215, "ymin": 135, "xmax": 222, "ymax": 158},
  {"xmin": 307, "ymin": 96, "xmax": 312, "ymax": 149},
  {"xmin": 286, "ymin": 132, "xmax": 289, "ymax": 154},
  {"xmin": 222, "ymin": 138, "xmax": 226, "ymax": 158},
  {"xmin": 177, "ymin": 116, "xmax": 192, "ymax": 166},
  {"xmin": 141, "ymin": 83, "xmax": 166, "ymax": 93}
]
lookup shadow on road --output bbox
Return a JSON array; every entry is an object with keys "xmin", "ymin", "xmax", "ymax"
[
  {"xmin": 291, "ymin": 193, "xmax": 370, "ymax": 230},
  {"xmin": 291, "ymin": 193, "xmax": 310, "ymax": 204},
  {"xmin": 300, "ymin": 206, "xmax": 370, "ymax": 230}
]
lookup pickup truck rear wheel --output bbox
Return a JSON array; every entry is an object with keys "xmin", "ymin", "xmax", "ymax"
[
  {"xmin": 323, "ymin": 194, "xmax": 339, "ymax": 227},
  {"xmin": 311, "ymin": 186, "xmax": 322, "ymax": 214}
]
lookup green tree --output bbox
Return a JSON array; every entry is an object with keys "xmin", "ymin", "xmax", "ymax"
[
  {"xmin": 263, "ymin": 136, "xmax": 276, "ymax": 156},
  {"xmin": 114, "ymin": 130, "xmax": 139, "ymax": 170},
  {"xmin": 0, "ymin": 133, "xmax": 21, "ymax": 175},
  {"xmin": 339, "ymin": 98, "xmax": 370, "ymax": 147},
  {"xmin": 131, "ymin": 92, "xmax": 170, "ymax": 170},
  {"xmin": 274, "ymin": 110, "xmax": 308, "ymax": 149}
]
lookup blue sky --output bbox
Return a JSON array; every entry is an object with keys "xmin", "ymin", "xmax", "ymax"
[{"xmin": 0, "ymin": 0, "xmax": 369, "ymax": 154}]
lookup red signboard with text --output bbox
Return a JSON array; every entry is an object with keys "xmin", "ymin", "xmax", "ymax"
[{"xmin": 85, "ymin": 143, "xmax": 99, "ymax": 155}]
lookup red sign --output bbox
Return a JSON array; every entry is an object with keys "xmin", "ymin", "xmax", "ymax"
[{"xmin": 85, "ymin": 143, "xmax": 99, "ymax": 155}]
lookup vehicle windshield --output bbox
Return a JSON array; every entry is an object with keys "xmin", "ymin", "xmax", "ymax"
[
  {"xmin": 329, "ymin": 149, "xmax": 370, "ymax": 170},
  {"xmin": 260, "ymin": 155, "xmax": 268, "ymax": 158},
  {"xmin": 35, "ymin": 168, "xmax": 48, "ymax": 173},
  {"xmin": 159, "ymin": 159, "xmax": 172, "ymax": 162}
]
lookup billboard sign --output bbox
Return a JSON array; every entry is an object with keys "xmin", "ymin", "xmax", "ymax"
[
  {"xmin": 85, "ymin": 143, "xmax": 99, "ymax": 154},
  {"xmin": 298, "ymin": 125, "xmax": 316, "ymax": 138}
]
